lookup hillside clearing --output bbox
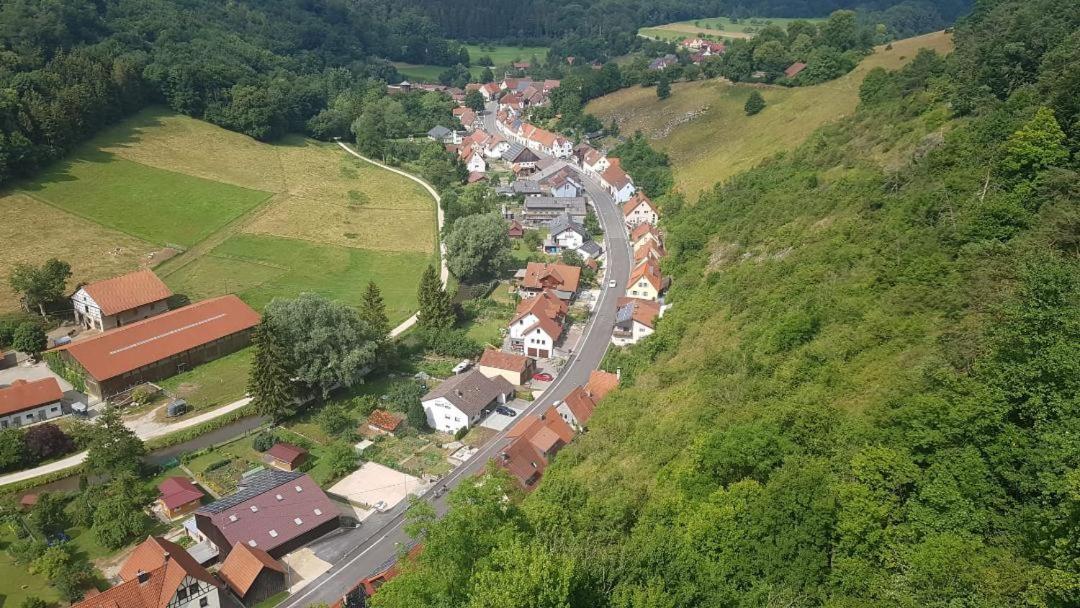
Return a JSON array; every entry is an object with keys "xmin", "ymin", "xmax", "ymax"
[
  {"xmin": 586, "ymin": 31, "xmax": 954, "ymax": 196},
  {"xmin": 639, "ymin": 16, "xmax": 826, "ymax": 41}
]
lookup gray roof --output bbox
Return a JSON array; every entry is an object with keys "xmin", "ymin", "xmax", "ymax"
[
  {"xmin": 505, "ymin": 143, "xmax": 539, "ymax": 163},
  {"xmin": 549, "ymin": 213, "xmax": 588, "ymax": 238},
  {"xmin": 197, "ymin": 470, "xmax": 303, "ymax": 514},
  {"xmin": 422, "ymin": 369, "xmax": 514, "ymax": 417},
  {"xmin": 523, "ymin": 196, "xmax": 587, "ymax": 216},
  {"xmin": 615, "ymin": 302, "xmax": 635, "ymax": 325},
  {"xmin": 513, "ymin": 180, "xmax": 543, "ymax": 195},
  {"xmin": 578, "ymin": 240, "xmax": 602, "ymax": 257},
  {"xmin": 428, "ymin": 125, "xmax": 452, "ymax": 139}
]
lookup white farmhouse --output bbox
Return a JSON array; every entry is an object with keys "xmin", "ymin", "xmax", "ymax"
[
  {"xmin": 547, "ymin": 214, "xmax": 589, "ymax": 252},
  {"xmin": 72, "ymin": 269, "xmax": 172, "ymax": 331},
  {"xmin": 420, "ymin": 370, "xmax": 514, "ymax": 434},
  {"xmin": 622, "ymin": 193, "xmax": 659, "ymax": 228}
]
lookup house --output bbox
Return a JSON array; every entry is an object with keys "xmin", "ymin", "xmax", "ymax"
[
  {"xmin": 427, "ymin": 125, "xmax": 452, "ymax": 142},
  {"xmin": 503, "ymin": 143, "xmax": 541, "ymax": 174},
  {"xmin": 420, "ymin": 370, "xmax": 514, "ymax": 434},
  {"xmin": 543, "ymin": 79, "xmax": 561, "ymax": 92},
  {"xmin": 218, "ymin": 543, "xmax": 287, "ymax": 607},
  {"xmin": 520, "ymin": 125, "xmax": 573, "ymax": 158},
  {"xmin": 467, "ymin": 171, "xmax": 488, "ymax": 184},
  {"xmin": 480, "ymin": 82, "xmax": 502, "ymax": 101},
  {"xmin": 600, "ymin": 161, "xmax": 636, "ymax": 203},
  {"xmin": 332, "ymin": 545, "xmax": 423, "ymax": 608},
  {"xmin": 539, "ymin": 168, "xmax": 584, "ymax": 198},
  {"xmin": 522, "ymin": 196, "xmax": 587, "ymax": 226},
  {"xmin": 497, "ymin": 405, "xmax": 576, "ymax": 488},
  {"xmin": 680, "ymin": 38, "xmax": 725, "ymax": 55},
  {"xmin": 499, "ymin": 93, "xmax": 524, "ymax": 112},
  {"xmin": 507, "ymin": 220, "xmax": 525, "ymax": 239},
  {"xmin": 0, "ymin": 377, "xmax": 63, "ymax": 429},
  {"xmin": 513, "ymin": 179, "xmax": 544, "ymax": 197},
  {"xmin": 612, "ymin": 297, "xmax": 661, "ymax": 346},
  {"xmin": 56, "ymin": 295, "xmax": 260, "ymax": 401},
  {"xmin": 507, "ymin": 290, "xmax": 566, "ymax": 358},
  {"xmin": 367, "ymin": 409, "xmax": 405, "ymax": 435},
  {"xmin": 158, "ymin": 476, "xmax": 205, "ymax": 519},
  {"xmin": 547, "ymin": 214, "xmax": 589, "ymax": 253},
  {"xmin": 386, "ymin": 81, "xmax": 412, "ymax": 94},
  {"xmin": 463, "ymin": 148, "xmax": 487, "ymax": 173},
  {"xmin": 785, "ymin": 62, "xmax": 808, "ymax": 79},
  {"xmin": 577, "ymin": 240, "xmax": 603, "ymax": 260},
  {"xmin": 453, "ymin": 107, "xmax": 477, "ymax": 128},
  {"xmin": 627, "ymin": 259, "xmax": 664, "ymax": 301},
  {"xmin": 634, "ymin": 239, "xmax": 666, "ymax": 264},
  {"xmin": 623, "ymin": 192, "xmax": 659, "ymax": 228},
  {"xmin": 631, "ymin": 223, "xmax": 663, "ymax": 250},
  {"xmin": 194, "ymin": 470, "xmax": 340, "ymax": 560},
  {"xmin": 516, "ymin": 262, "xmax": 582, "ymax": 300},
  {"xmin": 648, "ymin": 54, "xmax": 678, "ymax": 71},
  {"xmin": 72, "ymin": 536, "xmax": 224, "ymax": 608},
  {"xmin": 555, "ymin": 370, "xmax": 620, "ymax": 430},
  {"xmin": 581, "ymin": 147, "xmax": 610, "ymax": 176},
  {"xmin": 477, "ymin": 348, "xmax": 535, "ymax": 386},
  {"xmin": 265, "ymin": 443, "xmax": 307, "ymax": 471},
  {"xmin": 72, "ymin": 269, "xmax": 172, "ymax": 331},
  {"xmin": 483, "ymin": 134, "xmax": 510, "ymax": 159}
]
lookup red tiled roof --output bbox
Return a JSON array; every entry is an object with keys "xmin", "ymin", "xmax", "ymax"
[
  {"xmin": 76, "ymin": 537, "xmax": 222, "ymax": 608},
  {"xmin": 631, "ymin": 223, "xmax": 662, "ymax": 243},
  {"xmin": 602, "ymin": 164, "xmax": 632, "ymax": 190},
  {"xmin": 368, "ymin": 409, "xmax": 405, "ymax": 432},
  {"xmin": 218, "ymin": 543, "xmax": 285, "ymax": 597},
  {"xmin": 629, "ymin": 259, "xmax": 663, "ymax": 292},
  {"xmin": 478, "ymin": 348, "xmax": 531, "ymax": 374},
  {"xmin": 617, "ymin": 297, "xmax": 661, "ymax": 329},
  {"xmin": 586, "ymin": 370, "xmax": 619, "ymax": 400},
  {"xmin": 785, "ymin": 62, "xmax": 808, "ymax": 78},
  {"xmin": 467, "ymin": 171, "xmax": 488, "ymax": 184},
  {"xmin": 0, "ymin": 378, "xmax": 62, "ymax": 417},
  {"xmin": 266, "ymin": 442, "xmax": 307, "ymax": 466},
  {"xmin": 635, "ymin": 240, "xmax": 666, "ymax": 262},
  {"xmin": 499, "ymin": 406, "xmax": 575, "ymax": 488},
  {"xmin": 79, "ymin": 270, "xmax": 173, "ymax": 317},
  {"xmin": 158, "ymin": 476, "xmax": 204, "ymax": 510},
  {"xmin": 561, "ymin": 386, "xmax": 598, "ymax": 425},
  {"xmin": 522, "ymin": 315, "xmax": 563, "ymax": 341},
  {"xmin": 623, "ymin": 192, "xmax": 657, "ymax": 217},
  {"xmin": 511, "ymin": 289, "xmax": 566, "ymax": 325},
  {"xmin": 62, "ymin": 295, "xmax": 260, "ymax": 382},
  {"xmin": 520, "ymin": 263, "xmax": 581, "ymax": 293}
]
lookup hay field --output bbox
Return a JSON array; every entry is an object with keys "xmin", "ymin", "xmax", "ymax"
[
  {"xmin": 639, "ymin": 16, "xmax": 825, "ymax": 41},
  {"xmin": 586, "ymin": 31, "xmax": 954, "ymax": 196}
]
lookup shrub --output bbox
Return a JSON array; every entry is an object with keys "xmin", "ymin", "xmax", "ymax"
[
  {"xmin": 205, "ymin": 459, "xmax": 231, "ymax": 472},
  {"xmin": 20, "ymin": 596, "xmax": 48, "ymax": 608},
  {"xmin": 423, "ymin": 328, "xmax": 482, "ymax": 358},
  {"xmin": 130, "ymin": 385, "xmax": 157, "ymax": 405},
  {"xmin": 454, "ymin": 427, "xmax": 469, "ymax": 440},
  {"xmin": 23, "ymin": 423, "xmax": 76, "ymax": 464},
  {"xmin": 252, "ymin": 432, "xmax": 278, "ymax": 452}
]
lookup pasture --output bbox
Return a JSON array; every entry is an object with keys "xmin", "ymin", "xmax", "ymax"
[
  {"xmin": 392, "ymin": 45, "xmax": 548, "ymax": 83},
  {"xmin": 639, "ymin": 16, "xmax": 826, "ymax": 41},
  {"xmin": 586, "ymin": 31, "xmax": 954, "ymax": 196}
]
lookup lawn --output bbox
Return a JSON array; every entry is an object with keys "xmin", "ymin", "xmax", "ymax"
[
  {"xmin": 0, "ymin": 530, "xmax": 60, "ymax": 608},
  {"xmin": 639, "ymin": 16, "xmax": 827, "ymax": 41},
  {"xmin": 392, "ymin": 62, "xmax": 484, "ymax": 83},
  {"xmin": 253, "ymin": 591, "xmax": 288, "ymax": 608},
  {"xmin": 160, "ymin": 347, "xmax": 253, "ymax": 410},
  {"xmin": 22, "ymin": 150, "xmax": 271, "ymax": 247},
  {"xmin": 463, "ymin": 44, "xmax": 549, "ymax": 66},
  {"xmin": 586, "ymin": 31, "xmax": 954, "ymax": 196},
  {"xmin": 164, "ymin": 234, "xmax": 434, "ymax": 322}
]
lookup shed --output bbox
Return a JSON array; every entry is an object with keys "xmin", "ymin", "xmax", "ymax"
[
  {"xmin": 218, "ymin": 543, "xmax": 287, "ymax": 606},
  {"xmin": 265, "ymin": 443, "xmax": 307, "ymax": 471}
]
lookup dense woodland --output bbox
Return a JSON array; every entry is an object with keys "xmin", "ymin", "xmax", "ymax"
[{"xmin": 372, "ymin": 0, "xmax": 1080, "ymax": 606}]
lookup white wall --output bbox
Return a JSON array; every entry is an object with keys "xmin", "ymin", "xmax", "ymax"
[
  {"xmin": 0, "ymin": 401, "xmax": 63, "ymax": 429},
  {"xmin": 422, "ymin": 397, "xmax": 471, "ymax": 433}
]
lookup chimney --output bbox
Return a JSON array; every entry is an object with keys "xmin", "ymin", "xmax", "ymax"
[
  {"xmin": 163, "ymin": 551, "xmax": 170, "ymax": 562},
  {"xmin": 137, "ymin": 570, "xmax": 150, "ymax": 584},
  {"xmin": 616, "ymin": 368, "xmax": 622, "ymax": 380}
]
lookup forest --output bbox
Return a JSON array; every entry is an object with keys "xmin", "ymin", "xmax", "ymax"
[{"xmin": 371, "ymin": 0, "xmax": 1080, "ymax": 605}]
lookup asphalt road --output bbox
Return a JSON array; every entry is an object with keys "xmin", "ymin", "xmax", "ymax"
[{"xmin": 278, "ymin": 109, "xmax": 631, "ymax": 608}]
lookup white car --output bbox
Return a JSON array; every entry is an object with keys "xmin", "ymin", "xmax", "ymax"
[
  {"xmin": 608, "ymin": 279, "xmax": 617, "ymax": 288},
  {"xmin": 452, "ymin": 360, "xmax": 472, "ymax": 374},
  {"xmin": 373, "ymin": 500, "xmax": 389, "ymax": 513}
]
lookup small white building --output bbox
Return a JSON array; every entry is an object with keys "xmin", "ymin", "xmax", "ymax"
[
  {"xmin": 601, "ymin": 164, "xmax": 636, "ymax": 203},
  {"xmin": 420, "ymin": 370, "xmax": 514, "ymax": 434},
  {"xmin": 623, "ymin": 193, "xmax": 659, "ymax": 228},
  {"xmin": 464, "ymin": 149, "xmax": 487, "ymax": 173},
  {"xmin": 612, "ymin": 298, "xmax": 662, "ymax": 346},
  {"xmin": 547, "ymin": 214, "xmax": 589, "ymax": 252},
  {"xmin": 0, "ymin": 378, "xmax": 64, "ymax": 429},
  {"xmin": 72, "ymin": 269, "xmax": 172, "ymax": 331}
]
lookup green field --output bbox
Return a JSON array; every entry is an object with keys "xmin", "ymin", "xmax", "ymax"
[
  {"xmin": 165, "ymin": 234, "xmax": 433, "ymax": 323},
  {"xmin": 639, "ymin": 16, "xmax": 826, "ymax": 41},
  {"xmin": 23, "ymin": 151, "xmax": 271, "ymax": 247},
  {"xmin": 160, "ymin": 347, "xmax": 253, "ymax": 410},
  {"xmin": 0, "ymin": 530, "xmax": 61, "ymax": 608},
  {"xmin": 392, "ymin": 45, "xmax": 548, "ymax": 84},
  {"xmin": 393, "ymin": 62, "xmax": 485, "ymax": 83},
  {"xmin": 586, "ymin": 31, "xmax": 954, "ymax": 196}
]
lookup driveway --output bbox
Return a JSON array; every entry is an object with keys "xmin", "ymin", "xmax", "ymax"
[
  {"xmin": 327, "ymin": 462, "xmax": 428, "ymax": 513},
  {"xmin": 479, "ymin": 400, "xmax": 529, "ymax": 431}
]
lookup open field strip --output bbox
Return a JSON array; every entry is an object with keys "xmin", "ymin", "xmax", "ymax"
[
  {"xmin": 587, "ymin": 31, "xmax": 954, "ymax": 196},
  {"xmin": 639, "ymin": 16, "xmax": 826, "ymax": 40},
  {"xmin": 392, "ymin": 45, "xmax": 548, "ymax": 83}
]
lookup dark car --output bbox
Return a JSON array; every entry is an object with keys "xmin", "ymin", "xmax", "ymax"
[{"xmin": 495, "ymin": 405, "xmax": 517, "ymax": 417}]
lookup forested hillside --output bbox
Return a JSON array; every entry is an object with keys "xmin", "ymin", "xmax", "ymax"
[{"xmin": 373, "ymin": 0, "xmax": 1080, "ymax": 605}]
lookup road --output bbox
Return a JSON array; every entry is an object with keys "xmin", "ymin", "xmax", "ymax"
[{"xmin": 278, "ymin": 108, "xmax": 632, "ymax": 608}]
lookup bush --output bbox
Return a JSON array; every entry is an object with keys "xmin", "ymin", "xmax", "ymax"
[
  {"xmin": 20, "ymin": 596, "xmax": 48, "ymax": 608},
  {"xmin": 423, "ymin": 329, "xmax": 483, "ymax": 358},
  {"xmin": 130, "ymin": 385, "xmax": 157, "ymax": 405},
  {"xmin": 23, "ymin": 423, "xmax": 76, "ymax": 464},
  {"xmin": 252, "ymin": 432, "xmax": 278, "ymax": 452},
  {"xmin": 0, "ymin": 320, "xmax": 17, "ymax": 348},
  {"xmin": 316, "ymin": 403, "xmax": 355, "ymax": 438},
  {"xmin": 454, "ymin": 427, "xmax": 468, "ymax": 440},
  {"xmin": 352, "ymin": 395, "xmax": 379, "ymax": 416},
  {"xmin": 205, "ymin": 459, "xmax": 231, "ymax": 472}
]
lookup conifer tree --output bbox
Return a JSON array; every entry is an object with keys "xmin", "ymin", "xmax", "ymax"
[
  {"xmin": 417, "ymin": 265, "xmax": 454, "ymax": 330},
  {"xmin": 248, "ymin": 315, "xmax": 294, "ymax": 422},
  {"xmin": 745, "ymin": 90, "xmax": 766, "ymax": 115},
  {"xmin": 360, "ymin": 281, "xmax": 390, "ymax": 340}
]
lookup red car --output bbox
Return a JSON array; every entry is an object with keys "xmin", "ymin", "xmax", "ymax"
[{"xmin": 532, "ymin": 372, "xmax": 554, "ymax": 382}]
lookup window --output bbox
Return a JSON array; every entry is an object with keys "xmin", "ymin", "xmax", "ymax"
[
  {"xmin": 188, "ymin": 584, "xmax": 199, "ymax": 596},
  {"xmin": 295, "ymin": 485, "xmax": 303, "ymax": 492},
  {"xmin": 275, "ymin": 494, "xmax": 283, "ymax": 501},
  {"xmin": 313, "ymin": 508, "xmax": 322, "ymax": 516},
  {"xmin": 229, "ymin": 514, "xmax": 238, "ymax": 522},
  {"xmin": 250, "ymin": 505, "xmax": 258, "ymax": 512},
  {"xmin": 177, "ymin": 588, "xmax": 189, "ymax": 601},
  {"xmin": 268, "ymin": 529, "xmax": 278, "ymax": 538},
  {"xmin": 248, "ymin": 540, "xmax": 257, "ymax": 547},
  {"xmin": 294, "ymin": 517, "xmax": 303, "ymax": 525},
  {"xmin": 200, "ymin": 598, "xmax": 208, "ymax": 608}
]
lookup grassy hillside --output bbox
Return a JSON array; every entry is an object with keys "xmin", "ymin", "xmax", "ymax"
[
  {"xmin": 393, "ymin": 45, "xmax": 548, "ymax": 83},
  {"xmin": 372, "ymin": 0, "xmax": 1080, "ymax": 605},
  {"xmin": 639, "ymin": 16, "xmax": 826, "ymax": 41},
  {"xmin": 0, "ymin": 108, "xmax": 437, "ymax": 320},
  {"xmin": 586, "ymin": 31, "xmax": 954, "ymax": 196}
]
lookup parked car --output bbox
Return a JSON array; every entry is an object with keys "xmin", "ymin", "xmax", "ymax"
[
  {"xmin": 608, "ymin": 279, "xmax": 617, "ymax": 288},
  {"xmin": 373, "ymin": 500, "xmax": 389, "ymax": 513},
  {"xmin": 452, "ymin": 359, "xmax": 472, "ymax": 374},
  {"xmin": 532, "ymin": 372, "xmax": 554, "ymax": 382},
  {"xmin": 495, "ymin": 405, "xmax": 517, "ymax": 417}
]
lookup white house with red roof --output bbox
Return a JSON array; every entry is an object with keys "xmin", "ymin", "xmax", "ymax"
[
  {"xmin": 508, "ymin": 290, "xmax": 566, "ymax": 358},
  {"xmin": 627, "ymin": 259, "xmax": 664, "ymax": 301},
  {"xmin": 0, "ymin": 377, "xmax": 64, "ymax": 429},
  {"xmin": 72, "ymin": 269, "xmax": 172, "ymax": 331},
  {"xmin": 623, "ymin": 192, "xmax": 659, "ymax": 228},
  {"xmin": 600, "ymin": 160, "xmax": 636, "ymax": 203},
  {"xmin": 612, "ymin": 297, "xmax": 662, "ymax": 346},
  {"xmin": 463, "ymin": 146, "xmax": 487, "ymax": 173}
]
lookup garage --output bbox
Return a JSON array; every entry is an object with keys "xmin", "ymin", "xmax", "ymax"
[{"xmin": 527, "ymin": 347, "xmax": 550, "ymax": 358}]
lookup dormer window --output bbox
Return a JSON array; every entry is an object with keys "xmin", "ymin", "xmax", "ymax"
[
  {"xmin": 229, "ymin": 514, "xmax": 238, "ymax": 522},
  {"xmin": 295, "ymin": 485, "xmax": 303, "ymax": 492},
  {"xmin": 250, "ymin": 505, "xmax": 258, "ymax": 512},
  {"xmin": 313, "ymin": 508, "xmax": 323, "ymax": 516},
  {"xmin": 268, "ymin": 530, "xmax": 278, "ymax": 538},
  {"xmin": 275, "ymin": 494, "xmax": 283, "ymax": 501},
  {"xmin": 248, "ymin": 540, "xmax": 257, "ymax": 547},
  {"xmin": 294, "ymin": 517, "xmax": 303, "ymax": 525}
]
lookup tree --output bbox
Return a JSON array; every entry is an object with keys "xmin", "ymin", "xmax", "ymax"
[
  {"xmin": 31, "ymin": 492, "xmax": 68, "ymax": 536},
  {"xmin": 265, "ymin": 294, "xmax": 379, "ymax": 397},
  {"xmin": 11, "ymin": 322, "xmax": 46, "ymax": 360},
  {"xmin": 317, "ymin": 403, "xmax": 354, "ymax": 438},
  {"xmin": 464, "ymin": 90, "xmax": 484, "ymax": 112},
  {"xmin": 745, "ymin": 91, "xmax": 766, "ymax": 115},
  {"xmin": 417, "ymin": 265, "xmax": 455, "ymax": 331},
  {"xmin": 8, "ymin": 259, "xmax": 71, "ymax": 317},
  {"xmin": 91, "ymin": 474, "xmax": 155, "ymax": 549},
  {"xmin": 359, "ymin": 281, "xmax": 390, "ymax": 341},
  {"xmin": 0, "ymin": 428, "xmax": 25, "ymax": 470},
  {"xmin": 23, "ymin": 423, "xmax": 75, "ymax": 463},
  {"xmin": 249, "ymin": 316, "xmax": 295, "ymax": 422},
  {"xmin": 821, "ymin": 9, "xmax": 860, "ymax": 51},
  {"xmin": 656, "ymin": 75, "xmax": 671, "ymax": 100},
  {"xmin": 0, "ymin": 320, "xmax": 16, "ymax": 348},
  {"xmin": 444, "ymin": 212, "xmax": 512, "ymax": 282},
  {"xmin": 407, "ymin": 399, "xmax": 428, "ymax": 431},
  {"xmin": 20, "ymin": 597, "xmax": 48, "ymax": 608},
  {"xmin": 84, "ymin": 407, "xmax": 145, "ymax": 477},
  {"xmin": 1000, "ymin": 107, "xmax": 1069, "ymax": 182},
  {"xmin": 480, "ymin": 67, "xmax": 495, "ymax": 84},
  {"xmin": 323, "ymin": 440, "xmax": 358, "ymax": 481},
  {"xmin": 561, "ymin": 249, "xmax": 585, "ymax": 267}
]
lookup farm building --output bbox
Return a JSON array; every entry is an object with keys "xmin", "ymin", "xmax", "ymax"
[
  {"xmin": 0, "ymin": 377, "xmax": 64, "ymax": 429},
  {"xmin": 71, "ymin": 269, "xmax": 173, "ymax": 331},
  {"xmin": 218, "ymin": 543, "xmax": 287, "ymax": 606},
  {"xmin": 55, "ymin": 295, "xmax": 260, "ymax": 401},
  {"xmin": 194, "ymin": 470, "xmax": 340, "ymax": 560},
  {"xmin": 158, "ymin": 476, "xmax": 206, "ymax": 519}
]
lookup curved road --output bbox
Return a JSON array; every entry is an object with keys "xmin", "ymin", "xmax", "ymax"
[{"xmin": 278, "ymin": 110, "xmax": 632, "ymax": 608}]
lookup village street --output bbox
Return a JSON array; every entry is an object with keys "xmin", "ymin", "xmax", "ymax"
[{"xmin": 275, "ymin": 110, "xmax": 633, "ymax": 608}]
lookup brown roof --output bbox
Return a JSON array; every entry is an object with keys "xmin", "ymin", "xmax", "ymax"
[
  {"xmin": 586, "ymin": 370, "xmax": 619, "ymax": 400},
  {"xmin": 520, "ymin": 263, "xmax": 581, "ymax": 294},
  {"xmin": 629, "ymin": 259, "xmax": 663, "ymax": 292},
  {"xmin": 79, "ymin": 270, "xmax": 173, "ymax": 316},
  {"xmin": 602, "ymin": 164, "xmax": 632, "ymax": 190},
  {"xmin": 158, "ymin": 476, "xmax": 204, "ymax": 510},
  {"xmin": 266, "ymin": 442, "xmax": 307, "ymax": 466},
  {"xmin": 421, "ymin": 369, "xmax": 514, "ymax": 417},
  {"xmin": 368, "ymin": 409, "xmax": 405, "ymax": 432},
  {"xmin": 623, "ymin": 192, "xmax": 657, "ymax": 217},
  {"xmin": 617, "ymin": 297, "xmax": 661, "ymax": 329},
  {"xmin": 62, "ymin": 295, "xmax": 260, "ymax": 382},
  {"xmin": 785, "ymin": 62, "xmax": 808, "ymax": 78},
  {"xmin": 218, "ymin": 543, "xmax": 286, "ymax": 597},
  {"xmin": 0, "ymin": 378, "xmax": 62, "ymax": 417},
  {"xmin": 511, "ymin": 290, "xmax": 566, "ymax": 325},
  {"xmin": 499, "ymin": 406, "xmax": 576, "ymax": 488},
  {"xmin": 77, "ymin": 536, "xmax": 222, "ymax": 608},
  {"xmin": 631, "ymin": 223, "xmax": 662, "ymax": 243},
  {"xmin": 521, "ymin": 315, "xmax": 563, "ymax": 341},
  {"xmin": 478, "ymin": 348, "xmax": 531, "ymax": 374},
  {"xmin": 635, "ymin": 240, "xmax": 666, "ymax": 262},
  {"xmin": 561, "ymin": 386, "xmax": 597, "ymax": 425}
]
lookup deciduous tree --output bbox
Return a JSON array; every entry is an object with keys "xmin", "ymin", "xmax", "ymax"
[
  {"xmin": 11, "ymin": 322, "xmax": 47, "ymax": 359},
  {"xmin": 8, "ymin": 259, "xmax": 71, "ymax": 317},
  {"xmin": 84, "ymin": 407, "xmax": 145, "ymax": 477},
  {"xmin": 444, "ymin": 212, "xmax": 512, "ymax": 282}
]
